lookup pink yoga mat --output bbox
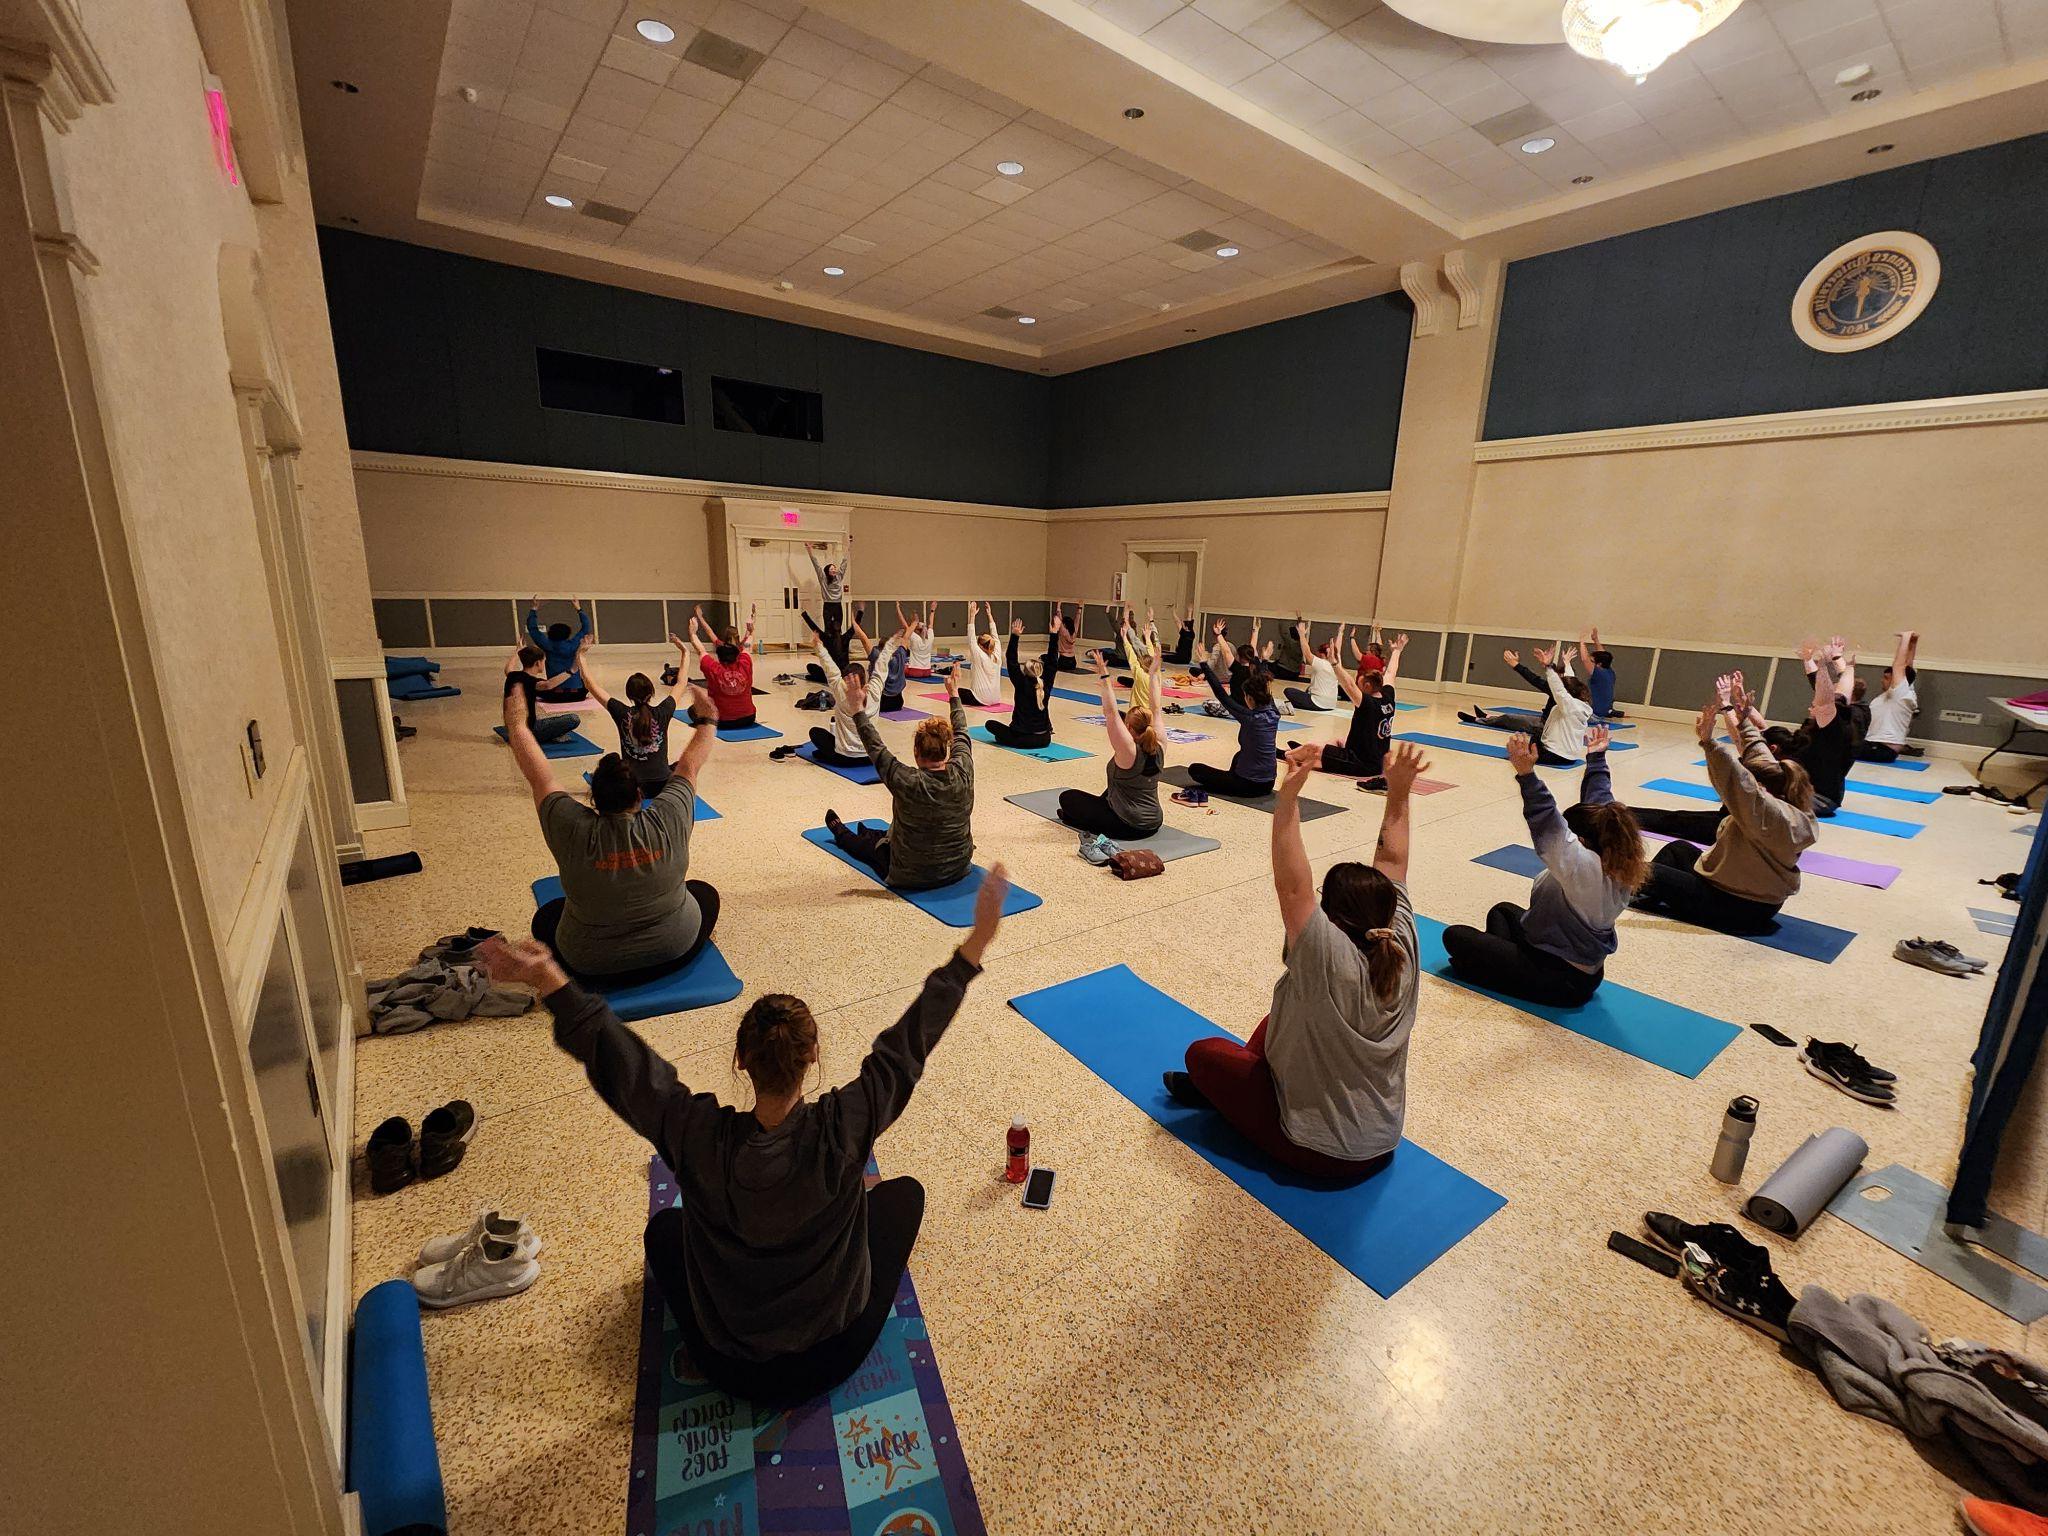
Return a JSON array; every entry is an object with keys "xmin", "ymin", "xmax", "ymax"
[
  {"xmin": 1643, "ymin": 832, "xmax": 1898, "ymax": 889},
  {"xmin": 1163, "ymin": 687, "xmax": 1206, "ymax": 699},
  {"xmin": 921, "ymin": 691, "xmax": 1008, "ymax": 713},
  {"xmin": 537, "ymin": 697, "xmax": 604, "ymax": 714}
]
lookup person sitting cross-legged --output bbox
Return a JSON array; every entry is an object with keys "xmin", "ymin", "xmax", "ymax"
[{"xmin": 823, "ymin": 667, "xmax": 976, "ymax": 891}]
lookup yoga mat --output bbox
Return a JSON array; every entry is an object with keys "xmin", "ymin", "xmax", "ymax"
[
  {"xmin": 1640, "ymin": 778, "xmax": 1925, "ymax": 839},
  {"xmin": 536, "ymin": 696, "xmax": 605, "ymax": 713},
  {"xmin": 880, "ymin": 707, "xmax": 931, "ymax": 722},
  {"xmin": 965, "ymin": 725, "xmax": 1091, "ymax": 763},
  {"xmin": 1641, "ymin": 833, "xmax": 1900, "ymax": 890},
  {"xmin": 1826, "ymin": 1163, "xmax": 2048, "ymax": 1324},
  {"xmin": 348, "ymin": 1279, "xmax": 447, "ymax": 1536},
  {"xmin": 1495, "ymin": 705, "xmax": 1634, "ymax": 730},
  {"xmin": 1861, "ymin": 755, "xmax": 1931, "ymax": 771},
  {"xmin": 1003, "ymin": 788, "xmax": 1222, "ymax": 862},
  {"xmin": 794, "ymin": 743, "xmax": 882, "ymax": 785},
  {"xmin": 628, "ymin": 1157, "xmax": 987, "ymax": 1536},
  {"xmin": 1396, "ymin": 731, "xmax": 1509, "ymax": 762},
  {"xmin": 1160, "ymin": 766, "xmax": 1344, "ymax": 821},
  {"xmin": 340, "ymin": 851, "xmax": 422, "ymax": 887},
  {"xmin": 1007, "ymin": 965, "xmax": 1505, "ymax": 1297},
  {"xmin": 528, "ymin": 879, "xmax": 743, "ymax": 1019},
  {"xmin": 388, "ymin": 680, "xmax": 460, "ymax": 701},
  {"xmin": 1744, "ymin": 1127, "xmax": 1868, "ymax": 1237},
  {"xmin": 384, "ymin": 655, "xmax": 439, "ymax": 679},
  {"xmin": 1972, "ymin": 907, "xmax": 2018, "ymax": 936},
  {"xmin": 920, "ymin": 690, "xmax": 1008, "ymax": 713},
  {"xmin": 1164, "ymin": 727, "xmax": 1212, "ymax": 743},
  {"xmin": 716, "ymin": 722, "xmax": 783, "ymax": 741},
  {"xmin": 1162, "ymin": 687, "xmax": 1206, "ymax": 699},
  {"xmin": 1411, "ymin": 915, "xmax": 1739, "ymax": 1078},
  {"xmin": 1049, "ymin": 685, "xmax": 1104, "ymax": 705},
  {"xmin": 493, "ymin": 725, "xmax": 602, "ymax": 758},
  {"xmin": 800, "ymin": 825, "xmax": 1042, "ymax": 925},
  {"xmin": 1689, "ymin": 761, "xmax": 1939, "ymax": 804},
  {"xmin": 581, "ymin": 773, "xmax": 720, "ymax": 821}
]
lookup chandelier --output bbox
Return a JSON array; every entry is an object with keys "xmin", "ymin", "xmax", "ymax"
[{"xmin": 1562, "ymin": 0, "xmax": 1745, "ymax": 81}]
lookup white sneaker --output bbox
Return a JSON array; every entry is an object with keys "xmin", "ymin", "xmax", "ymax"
[
  {"xmin": 418, "ymin": 1209, "xmax": 541, "ymax": 1267},
  {"xmin": 412, "ymin": 1232, "xmax": 540, "ymax": 1309}
]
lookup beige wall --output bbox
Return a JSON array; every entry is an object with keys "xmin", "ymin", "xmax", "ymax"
[{"xmin": 1045, "ymin": 507, "xmax": 1386, "ymax": 618}]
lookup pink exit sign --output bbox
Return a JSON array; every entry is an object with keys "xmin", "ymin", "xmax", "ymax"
[
  {"xmin": 204, "ymin": 82, "xmax": 240, "ymax": 187},
  {"xmin": 780, "ymin": 509, "xmax": 801, "ymax": 526}
]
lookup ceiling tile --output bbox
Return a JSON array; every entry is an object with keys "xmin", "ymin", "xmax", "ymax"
[
  {"xmin": 1240, "ymin": 1, "xmax": 1331, "ymax": 56},
  {"xmin": 1339, "ymin": 7, "xmax": 1470, "ymax": 80}
]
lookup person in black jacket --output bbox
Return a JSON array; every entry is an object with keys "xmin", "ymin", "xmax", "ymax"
[
  {"xmin": 984, "ymin": 616, "xmax": 1056, "ymax": 750},
  {"xmin": 477, "ymin": 867, "xmax": 1009, "ymax": 1408}
]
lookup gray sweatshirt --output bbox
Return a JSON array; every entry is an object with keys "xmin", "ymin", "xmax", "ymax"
[
  {"xmin": 1700, "ymin": 718, "xmax": 1818, "ymax": 904},
  {"xmin": 807, "ymin": 545, "xmax": 849, "ymax": 601},
  {"xmin": 856, "ymin": 697, "xmax": 976, "ymax": 890},
  {"xmin": 1518, "ymin": 751, "xmax": 1628, "ymax": 972},
  {"xmin": 546, "ymin": 950, "xmax": 981, "ymax": 1360}
]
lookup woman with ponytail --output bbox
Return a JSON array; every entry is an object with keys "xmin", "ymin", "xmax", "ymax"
[
  {"xmin": 684, "ymin": 601, "xmax": 759, "ymax": 731},
  {"xmin": 1163, "ymin": 741, "xmax": 1430, "ymax": 1182},
  {"xmin": 579, "ymin": 632, "xmax": 690, "ymax": 800},
  {"xmin": 1443, "ymin": 726, "xmax": 1645, "ymax": 1006},
  {"xmin": 1058, "ymin": 648, "xmax": 1164, "ymax": 840},
  {"xmin": 481, "ymin": 865, "xmax": 1008, "ymax": 1408}
]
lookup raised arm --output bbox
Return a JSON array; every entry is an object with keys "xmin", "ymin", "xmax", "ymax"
[
  {"xmin": 1198, "ymin": 660, "xmax": 1251, "ymax": 723},
  {"xmin": 523, "ymin": 602, "xmax": 546, "ymax": 649},
  {"xmin": 1271, "ymin": 747, "xmax": 1318, "ymax": 945},
  {"xmin": 572, "ymin": 605, "xmax": 592, "ymax": 644},
  {"xmin": 502, "ymin": 676, "xmax": 557, "ymax": 810},
  {"xmin": 1383, "ymin": 632, "xmax": 1407, "ymax": 689},
  {"xmin": 577, "ymin": 634, "xmax": 612, "ymax": 708},
  {"xmin": 1372, "ymin": 742, "xmax": 1426, "ymax": 885},
  {"xmin": 1888, "ymin": 629, "xmax": 1916, "ymax": 681},
  {"xmin": 664, "ymin": 631, "xmax": 691, "ymax": 707},
  {"xmin": 672, "ymin": 685, "xmax": 716, "ymax": 787},
  {"xmin": 1091, "ymin": 652, "xmax": 1136, "ymax": 767},
  {"xmin": 1805, "ymin": 642, "xmax": 1838, "ymax": 728},
  {"xmin": 1579, "ymin": 725, "xmax": 1614, "ymax": 807},
  {"xmin": 806, "ymin": 543, "xmax": 825, "ymax": 584},
  {"xmin": 740, "ymin": 601, "xmax": 758, "ymax": 649}
]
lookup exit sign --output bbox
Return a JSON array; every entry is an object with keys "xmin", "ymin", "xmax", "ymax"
[{"xmin": 780, "ymin": 508, "xmax": 801, "ymax": 526}]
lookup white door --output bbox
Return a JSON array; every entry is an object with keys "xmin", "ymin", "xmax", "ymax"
[
  {"xmin": 1130, "ymin": 550, "xmax": 1194, "ymax": 626},
  {"xmin": 739, "ymin": 539, "xmax": 798, "ymax": 650}
]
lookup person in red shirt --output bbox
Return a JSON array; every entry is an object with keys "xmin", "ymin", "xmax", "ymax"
[{"xmin": 684, "ymin": 602, "xmax": 759, "ymax": 729}]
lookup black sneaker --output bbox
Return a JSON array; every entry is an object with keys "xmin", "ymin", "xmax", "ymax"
[
  {"xmin": 1799, "ymin": 1039, "xmax": 1896, "ymax": 1106},
  {"xmin": 1681, "ymin": 1242, "xmax": 1795, "ymax": 1341},
  {"xmin": 418, "ymin": 1100, "xmax": 476, "ymax": 1180},
  {"xmin": 1643, "ymin": 1213, "xmax": 1771, "ymax": 1274},
  {"xmin": 1162, "ymin": 1071, "xmax": 1211, "ymax": 1109},
  {"xmin": 1356, "ymin": 776, "xmax": 1388, "ymax": 793},
  {"xmin": 368, "ymin": 1116, "xmax": 416, "ymax": 1195},
  {"xmin": 1457, "ymin": 709, "xmax": 1481, "ymax": 725},
  {"xmin": 1806, "ymin": 1039, "xmax": 1896, "ymax": 1083},
  {"xmin": 769, "ymin": 744, "xmax": 799, "ymax": 760}
]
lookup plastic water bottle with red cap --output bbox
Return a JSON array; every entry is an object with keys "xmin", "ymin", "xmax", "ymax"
[{"xmin": 1004, "ymin": 1115, "xmax": 1030, "ymax": 1183}]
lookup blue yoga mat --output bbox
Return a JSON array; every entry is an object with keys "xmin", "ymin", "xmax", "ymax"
[
  {"xmin": 794, "ymin": 742, "xmax": 882, "ymax": 785},
  {"xmin": 715, "ymin": 721, "xmax": 782, "ymax": 741},
  {"xmin": 1491, "ymin": 706, "xmax": 1636, "ymax": 731},
  {"xmin": 1864, "ymin": 755, "xmax": 1931, "ymax": 771},
  {"xmin": 966, "ymin": 725, "xmax": 1092, "ymax": 762},
  {"xmin": 389, "ymin": 680, "xmax": 460, "ymax": 701},
  {"xmin": 1468, "ymin": 845, "xmax": 1855, "ymax": 964},
  {"xmin": 1689, "ymin": 762, "xmax": 1938, "ymax": 804},
  {"xmin": 349, "ymin": 1280, "xmax": 446, "ymax": 1536},
  {"xmin": 1411, "ymin": 914, "xmax": 1738, "ymax": 1076},
  {"xmin": 1049, "ymin": 685, "xmax": 1102, "ymax": 705},
  {"xmin": 1008, "ymin": 965, "xmax": 1503, "ymax": 1297},
  {"xmin": 1397, "ymin": 731, "xmax": 1600, "ymax": 767},
  {"xmin": 582, "ymin": 773, "xmax": 719, "ymax": 821},
  {"xmin": 1640, "ymin": 777, "xmax": 1924, "ymax": 839},
  {"xmin": 384, "ymin": 655, "xmax": 439, "ymax": 679},
  {"xmin": 493, "ymin": 724, "xmax": 602, "ymax": 758},
  {"xmin": 529, "ymin": 878, "xmax": 743, "ymax": 1019},
  {"xmin": 800, "ymin": 825, "xmax": 1042, "ymax": 925}
]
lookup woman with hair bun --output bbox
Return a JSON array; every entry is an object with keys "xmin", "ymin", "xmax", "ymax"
[
  {"xmin": 1163, "ymin": 740, "xmax": 1431, "ymax": 1182},
  {"xmin": 478, "ymin": 865, "xmax": 1008, "ymax": 1407}
]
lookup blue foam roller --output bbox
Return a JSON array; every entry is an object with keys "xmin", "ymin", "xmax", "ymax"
[{"xmin": 348, "ymin": 1279, "xmax": 447, "ymax": 1536}]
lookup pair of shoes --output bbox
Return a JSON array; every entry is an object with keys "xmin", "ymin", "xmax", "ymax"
[
  {"xmin": 367, "ymin": 1101, "xmax": 476, "ymax": 1194},
  {"xmin": 1078, "ymin": 834, "xmax": 1120, "ymax": 867},
  {"xmin": 1895, "ymin": 937, "xmax": 1989, "ymax": 977},
  {"xmin": 1355, "ymin": 776, "xmax": 1388, "ymax": 793},
  {"xmin": 413, "ymin": 1210, "xmax": 542, "ymax": 1309},
  {"xmin": 1800, "ymin": 1039, "xmax": 1897, "ymax": 1106},
  {"xmin": 1171, "ymin": 788, "xmax": 1209, "ymax": 807},
  {"xmin": 1644, "ymin": 1213, "xmax": 1795, "ymax": 1342},
  {"xmin": 1161, "ymin": 1070, "xmax": 1212, "ymax": 1109},
  {"xmin": 1457, "ymin": 709, "xmax": 1481, "ymax": 725},
  {"xmin": 769, "ymin": 743, "xmax": 799, "ymax": 760},
  {"xmin": 1962, "ymin": 1497, "xmax": 2048, "ymax": 1536}
]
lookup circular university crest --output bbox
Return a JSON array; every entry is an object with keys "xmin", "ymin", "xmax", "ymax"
[{"xmin": 1791, "ymin": 231, "xmax": 1940, "ymax": 353}]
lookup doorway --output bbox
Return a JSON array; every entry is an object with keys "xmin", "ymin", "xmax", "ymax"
[
  {"xmin": 1124, "ymin": 542, "xmax": 1203, "ymax": 628},
  {"xmin": 738, "ymin": 536, "xmax": 841, "ymax": 651}
]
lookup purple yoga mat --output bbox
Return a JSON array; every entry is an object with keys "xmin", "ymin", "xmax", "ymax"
[
  {"xmin": 1643, "ymin": 832, "xmax": 1899, "ymax": 890},
  {"xmin": 880, "ymin": 708, "xmax": 931, "ymax": 722}
]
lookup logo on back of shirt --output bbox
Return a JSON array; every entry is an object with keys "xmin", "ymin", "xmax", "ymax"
[{"xmin": 594, "ymin": 845, "xmax": 665, "ymax": 873}]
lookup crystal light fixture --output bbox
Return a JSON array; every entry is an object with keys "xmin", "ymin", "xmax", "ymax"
[{"xmin": 1561, "ymin": 0, "xmax": 1743, "ymax": 81}]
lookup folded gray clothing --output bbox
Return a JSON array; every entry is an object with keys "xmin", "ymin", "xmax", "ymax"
[
  {"xmin": 367, "ymin": 947, "xmax": 532, "ymax": 1035},
  {"xmin": 1788, "ymin": 1286, "xmax": 2048, "ymax": 1509}
]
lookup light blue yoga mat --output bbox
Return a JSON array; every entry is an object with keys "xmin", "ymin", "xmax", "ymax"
[
  {"xmin": 1859, "ymin": 755, "xmax": 1932, "ymax": 771},
  {"xmin": 1008, "ymin": 965, "xmax": 1504, "ymax": 1297},
  {"xmin": 1640, "ymin": 777, "xmax": 1925, "ymax": 839},
  {"xmin": 1049, "ymin": 685, "xmax": 1102, "ymax": 705},
  {"xmin": 1411, "ymin": 914, "xmax": 1738, "ymax": 1076},
  {"xmin": 794, "ymin": 742, "xmax": 882, "ymax": 785},
  {"xmin": 715, "ymin": 721, "xmax": 782, "ymax": 741},
  {"xmin": 800, "ymin": 825, "xmax": 1042, "ymax": 925},
  {"xmin": 528, "ymin": 878, "xmax": 743, "ymax": 1020},
  {"xmin": 1689, "ymin": 762, "xmax": 1938, "ymax": 804},
  {"xmin": 1397, "ymin": 731, "xmax": 1591, "ymax": 768},
  {"xmin": 966, "ymin": 725, "xmax": 1092, "ymax": 763},
  {"xmin": 493, "ymin": 725, "xmax": 602, "ymax": 758},
  {"xmin": 1493, "ymin": 706, "xmax": 1635, "ymax": 731},
  {"xmin": 581, "ymin": 773, "xmax": 719, "ymax": 821},
  {"xmin": 1469, "ymin": 845, "xmax": 1856, "ymax": 963}
]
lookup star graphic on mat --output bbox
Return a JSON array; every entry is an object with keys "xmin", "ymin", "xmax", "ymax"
[
  {"xmin": 880, "ymin": 1439, "xmax": 924, "ymax": 1492},
  {"xmin": 840, "ymin": 1413, "xmax": 872, "ymax": 1446}
]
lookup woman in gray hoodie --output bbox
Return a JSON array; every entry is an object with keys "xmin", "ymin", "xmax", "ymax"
[{"xmin": 1443, "ymin": 726, "xmax": 1646, "ymax": 1006}]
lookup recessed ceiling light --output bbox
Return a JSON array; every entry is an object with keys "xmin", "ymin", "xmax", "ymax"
[
  {"xmin": 1521, "ymin": 136, "xmax": 1556, "ymax": 154},
  {"xmin": 1571, "ymin": 174, "xmax": 1595, "ymax": 184},
  {"xmin": 1017, "ymin": 315, "xmax": 1036, "ymax": 325},
  {"xmin": 636, "ymin": 18, "xmax": 677, "ymax": 44},
  {"xmin": 822, "ymin": 265, "xmax": 845, "ymax": 276},
  {"xmin": 1215, "ymin": 245, "xmax": 1239, "ymax": 258},
  {"xmin": 1851, "ymin": 87, "xmax": 1882, "ymax": 102},
  {"xmin": 1867, "ymin": 142, "xmax": 1894, "ymax": 154},
  {"xmin": 1123, "ymin": 106, "xmax": 1144, "ymax": 120},
  {"xmin": 996, "ymin": 160, "xmax": 1024, "ymax": 176},
  {"xmin": 1835, "ymin": 63, "xmax": 1874, "ymax": 86},
  {"xmin": 544, "ymin": 194, "xmax": 574, "ymax": 208}
]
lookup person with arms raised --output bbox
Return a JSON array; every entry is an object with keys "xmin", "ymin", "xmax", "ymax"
[
  {"xmin": 824, "ymin": 667, "xmax": 977, "ymax": 890},
  {"xmin": 524, "ymin": 597, "xmax": 592, "ymax": 700},
  {"xmin": 1059, "ymin": 648, "xmax": 1164, "ymax": 841}
]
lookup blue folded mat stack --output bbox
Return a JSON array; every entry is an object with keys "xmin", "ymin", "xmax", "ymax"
[
  {"xmin": 387, "ymin": 654, "xmax": 460, "ymax": 701},
  {"xmin": 528, "ymin": 878, "xmax": 743, "ymax": 1019}
]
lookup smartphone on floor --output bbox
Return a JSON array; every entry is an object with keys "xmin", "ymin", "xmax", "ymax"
[
  {"xmin": 1022, "ymin": 1166, "xmax": 1055, "ymax": 1210},
  {"xmin": 1750, "ymin": 1023, "xmax": 1796, "ymax": 1048}
]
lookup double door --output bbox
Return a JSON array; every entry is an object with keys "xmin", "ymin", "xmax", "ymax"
[{"xmin": 739, "ymin": 537, "xmax": 838, "ymax": 651}]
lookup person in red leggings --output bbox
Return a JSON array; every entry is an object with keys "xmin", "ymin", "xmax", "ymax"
[{"xmin": 1164, "ymin": 740, "xmax": 1431, "ymax": 1182}]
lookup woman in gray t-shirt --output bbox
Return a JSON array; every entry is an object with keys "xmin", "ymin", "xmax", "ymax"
[
  {"xmin": 1058, "ymin": 649, "xmax": 1163, "ymax": 840},
  {"xmin": 1163, "ymin": 740, "xmax": 1434, "ymax": 1180}
]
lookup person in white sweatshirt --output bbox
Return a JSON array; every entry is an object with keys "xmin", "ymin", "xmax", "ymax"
[
  {"xmin": 1462, "ymin": 645, "xmax": 1594, "ymax": 764},
  {"xmin": 963, "ymin": 600, "xmax": 1003, "ymax": 707}
]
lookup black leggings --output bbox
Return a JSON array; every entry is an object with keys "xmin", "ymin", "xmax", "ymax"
[
  {"xmin": 1442, "ymin": 902, "xmax": 1601, "ymax": 1007},
  {"xmin": 807, "ymin": 727, "xmax": 870, "ymax": 767},
  {"xmin": 880, "ymin": 691, "xmax": 904, "ymax": 714},
  {"xmin": 1268, "ymin": 662, "xmax": 1303, "ymax": 681},
  {"xmin": 531, "ymin": 879, "xmax": 721, "ymax": 986},
  {"xmin": 1167, "ymin": 627, "xmax": 1195, "ymax": 664},
  {"xmin": 1634, "ymin": 840, "xmax": 1783, "ymax": 935},
  {"xmin": 532, "ymin": 713, "xmax": 581, "ymax": 745},
  {"xmin": 713, "ymin": 713, "xmax": 756, "ymax": 732},
  {"xmin": 1284, "ymin": 687, "xmax": 1332, "ymax": 711},
  {"xmin": 1632, "ymin": 806, "xmax": 1725, "ymax": 843},
  {"xmin": 1857, "ymin": 741, "xmax": 1901, "ymax": 763},
  {"xmin": 1187, "ymin": 762, "xmax": 1276, "ymax": 799},
  {"xmin": 829, "ymin": 816, "xmax": 891, "ymax": 877},
  {"xmin": 958, "ymin": 689, "xmax": 988, "ymax": 707},
  {"xmin": 984, "ymin": 719, "xmax": 1052, "ymax": 749},
  {"xmin": 1057, "ymin": 788, "xmax": 1155, "ymax": 840},
  {"xmin": 1317, "ymin": 743, "xmax": 1386, "ymax": 779},
  {"xmin": 644, "ymin": 1176, "xmax": 924, "ymax": 1411}
]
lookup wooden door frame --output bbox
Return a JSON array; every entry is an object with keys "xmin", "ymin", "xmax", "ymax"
[{"xmin": 1123, "ymin": 539, "xmax": 1206, "ymax": 623}]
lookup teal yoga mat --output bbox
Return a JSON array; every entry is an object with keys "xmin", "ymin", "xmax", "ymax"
[
  {"xmin": 1008, "ymin": 965, "xmax": 1504, "ymax": 1297},
  {"xmin": 966, "ymin": 725, "xmax": 1092, "ymax": 762},
  {"xmin": 493, "ymin": 724, "xmax": 602, "ymax": 758},
  {"xmin": 1689, "ymin": 761, "xmax": 1938, "ymax": 803},
  {"xmin": 1640, "ymin": 777, "xmax": 1924, "ymax": 839},
  {"xmin": 800, "ymin": 824, "xmax": 1041, "ymax": 925}
]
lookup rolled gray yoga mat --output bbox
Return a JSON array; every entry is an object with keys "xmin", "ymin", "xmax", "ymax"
[{"xmin": 1744, "ymin": 1127, "xmax": 1869, "ymax": 1236}]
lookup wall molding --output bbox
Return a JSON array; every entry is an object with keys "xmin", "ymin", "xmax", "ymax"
[
  {"xmin": 1475, "ymin": 389, "xmax": 2048, "ymax": 462},
  {"xmin": 1048, "ymin": 489, "xmax": 1390, "ymax": 523}
]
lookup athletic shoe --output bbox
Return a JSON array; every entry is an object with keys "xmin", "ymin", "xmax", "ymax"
[
  {"xmin": 1807, "ymin": 1039, "xmax": 1896, "ymax": 1082},
  {"xmin": 1642, "ymin": 1213, "xmax": 1772, "ymax": 1274},
  {"xmin": 419, "ymin": 1210, "xmax": 541, "ymax": 1268},
  {"xmin": 1962, "ymin": 1497, "xmax": 2048, "ymax": 1536},
  {"xmin": 1078, "ymin": 834, "xmax": 1119, "ymax": 866},
  {"xmin": 1162, "ymin": 1071, "xmax": 1212, "ymax": 1109},
  {"xmin": 1680, "ymin": 1240, "xmax": 1795, "ymax": 1342},
  {"xmin": 1171, "ymin": 788, "xmax": 1209, "ymax": 808},
  {"xmin": 769, "ymin": 744, "xmax": 798, "ymax": 760},
  {"xmin": 412, "ymin": 1232, "xmax": 540, "ymax": 1309},
  {"xmin": 1356, "ymin": 776, "xmax": 1388, "ymax": 794},
  {"xmin": 1457, "ymin": 709, "xmax": 1481, "ymax": 726},
  {"xmin": 1799, "ymin": 1040, "xmax": 1897, "ymax": 1106},
  {"xmin": 367, "ymin": 1116, "xmax": 415, "ymax": 1195},
  {"xmin": 1913, "ymin": 938, "xmax": 1989, "ymax": 972},
  {"xmin": 418, "ymin": 1100, "xmax": 477, "ymax": 1179},
  {"xmin": 1895, "ymin": 937, "xmax": 1981, "ymax": 978}
]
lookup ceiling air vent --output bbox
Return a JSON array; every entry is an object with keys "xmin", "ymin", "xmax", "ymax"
[
  {"xmin": 1172, "ymin": 228, "xmax": 1229, "ymax": 252},
  {"xmin": 1473, "ymin": 104, "xmax": 1554, "ymax": 145},
  {"xmin": 980, "ymin": 305, "xmax": 1022, "ymax": 320},
  {"xmin": 582, "ymin": 200, "xmax": 636, "ymax": 226},
  {"xmin": 684, "ymin": 30, "xmax": 768, "ymax": 83}
]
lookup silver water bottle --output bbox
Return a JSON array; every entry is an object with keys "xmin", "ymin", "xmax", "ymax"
[{"xmin": 1711, "ymin": 1096, "xmax": 1758, "ymax": 1184}]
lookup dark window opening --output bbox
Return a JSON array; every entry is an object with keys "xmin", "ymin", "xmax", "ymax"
[
  {"xmin": 711, "ymin": 376, "xmax": 823, "ymax": 441},
  {"xmin": 536, "ymin": 347, "xmax": 685, "ymax": 424}
]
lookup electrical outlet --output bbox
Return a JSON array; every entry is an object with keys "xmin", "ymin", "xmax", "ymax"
[{"xmin": 1940, "ymin": 708, "xmax": 1983, "ymax": 725}]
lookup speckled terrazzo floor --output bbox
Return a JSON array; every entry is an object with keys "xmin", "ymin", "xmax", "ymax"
[{"xmin": 345, "ymin": 657, "xmax": 2043, "ymax": 1536}]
